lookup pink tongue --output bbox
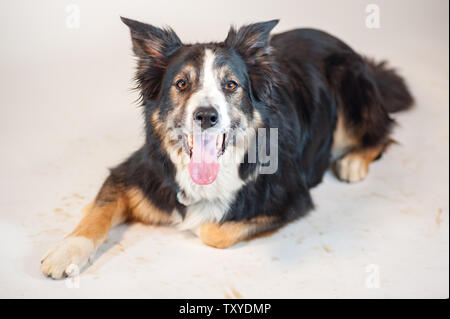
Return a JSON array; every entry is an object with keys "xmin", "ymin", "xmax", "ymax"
[{"xmin": 188, "ymin": 132, "xmax": 219, "ymax": 185}]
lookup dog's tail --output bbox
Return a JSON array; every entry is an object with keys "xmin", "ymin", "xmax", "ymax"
[{"xmin": 365, "ymin": 58, "xmax": 414, "ymax": 113}]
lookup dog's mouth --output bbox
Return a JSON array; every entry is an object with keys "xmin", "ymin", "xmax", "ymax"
[{"xmin": 182, "ymin": 131, "xmax": 229, "ymax": 185}]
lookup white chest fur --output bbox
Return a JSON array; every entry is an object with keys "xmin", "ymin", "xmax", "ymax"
[{"xmin": 172, "ymin": 146, "xmax": 245, "ymax": 231}]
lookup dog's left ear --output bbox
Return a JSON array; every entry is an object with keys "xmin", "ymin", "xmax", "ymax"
[
  {"xmin": 121, "ymin": 17, "xmax": 182, "ymax": 100},
  {"xmin": 225, "ymin": 20, "xmax": 278, "ymax": 61},
  {"xmin": 225, "ymin": 20, "xmax": 280, "ymax": 101}
]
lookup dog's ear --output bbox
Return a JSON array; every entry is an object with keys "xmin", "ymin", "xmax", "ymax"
[
  {"xmin": 121, "ymin": 17, "xmax": 182, "ymax": 101},
  {"xmin": 121, "ymin": 17, "xmax": 182, "ymax": 60},
  {"xmin": 225, "ymin": 20, "xmax": 280, "ymax": 102},
  {"xmin": 225, "ymin": 20, "xmax": 278, "ymax": 61}
]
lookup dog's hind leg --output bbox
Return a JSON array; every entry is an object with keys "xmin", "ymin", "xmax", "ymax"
[
  {"xmin": 330, "ymin": 54, "xmax": 412, "ymax": 183},
  {"xmin": 334, "ymin": 141, "xmax": 392, "ymax": 183},
  {"xmin": 331, "ymin": 107, "xmax": 393, "ymax": 183}
]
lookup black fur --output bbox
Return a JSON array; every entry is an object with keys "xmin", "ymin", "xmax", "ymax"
[{"xmin": 112, "ymin": 19, "xmax": 413, "ymax": 228}]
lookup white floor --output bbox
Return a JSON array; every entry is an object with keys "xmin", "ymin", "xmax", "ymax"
[{"xmin": 0, "ymin": 0, "xmax": 448, "ymax": 298}]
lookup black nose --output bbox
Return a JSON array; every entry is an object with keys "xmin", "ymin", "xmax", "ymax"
[{"xmin": 193, "ymin": 107, "xmax": 219, "ymax": 129}]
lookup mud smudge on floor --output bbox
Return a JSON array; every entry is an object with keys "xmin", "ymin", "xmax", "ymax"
[
  {"xmin": 230, "ymin": 287, "xmax": 243, "ymax": 299},
  {"xmin": 28, "ymin": 228, "xmax": 64, "ymax": 238},
  {"xmin": 322, "ymin": 244, "xmax": 333, "ymax": 253},
  {"xmin": 72, "ymin": 193, "xmax": 85, "ymax": 199}
]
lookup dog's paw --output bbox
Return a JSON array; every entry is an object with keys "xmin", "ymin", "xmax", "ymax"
[
  {"xmin": 40, "ymin": 236, "xmax": 95, "ymax": 279},
  {"xmin": 335, "ymin": 153, "xmax": 369, "ymax": 183},
  {"xmin": 199, "ymin": 223, "xmax": 237, "ymax": 249}
]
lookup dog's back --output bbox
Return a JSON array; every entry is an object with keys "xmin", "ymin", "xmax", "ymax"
[{"xmin": 271, "ymin": 28, "xmax": 413, "ymax": 184}]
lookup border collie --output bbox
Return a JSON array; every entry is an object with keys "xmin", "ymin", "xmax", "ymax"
[{"xmin": 41, "ymin": 17, "xmax": 413, "ymax": 278}]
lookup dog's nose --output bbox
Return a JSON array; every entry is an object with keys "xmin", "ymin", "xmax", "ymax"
[{"xmin": 193, "ymin": 107, "xmax": 219, "ymax": 129}]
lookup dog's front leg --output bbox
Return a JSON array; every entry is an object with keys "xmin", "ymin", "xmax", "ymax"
[{"xmin": 41, "ymin": 176, "xmax": 128, "ymax": 279}]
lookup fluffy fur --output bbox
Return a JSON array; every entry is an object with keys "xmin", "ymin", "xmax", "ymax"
[{"xmin": 41, "ymin": 18, "xmax": 413, "ymax": 279}]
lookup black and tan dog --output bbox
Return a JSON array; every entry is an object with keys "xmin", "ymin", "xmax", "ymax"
[{"xmin": 41, "ymin": 17, "xmax": 413, "ymax": 278}]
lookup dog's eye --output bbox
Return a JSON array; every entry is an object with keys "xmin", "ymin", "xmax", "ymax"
[
  {"xmin": 224, "ymin": 80, "xmax": 238, "ymax": 92},
  {"xmin": 176, "ymin": 79, "xmax": 189, "ymax": 90}
]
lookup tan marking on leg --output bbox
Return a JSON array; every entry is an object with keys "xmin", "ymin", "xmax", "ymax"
[
  {"xmin": 199, "ymin": 217, "xmax": 277, "ymax": 249},
  {"xmin": 81, "ymin": 202, "xmax": 94, "ymax": 218},
  {"xmin": 331, "ymin": 109, "xmax": 359, "ymax": 160},
  {"xmin": 200, "ymin": 222, "xmax": 246, "ymax": 249},
  {"xmin": 69, "ymin": 182, "xmax": 128, "ymax": 246},
  {"xmin": 127, "ymin": 187, "xmax": 173, "ymax": 225},
  {"xmin": 69, "ymin": 201, "xmax": 126, "ymax": 247}
]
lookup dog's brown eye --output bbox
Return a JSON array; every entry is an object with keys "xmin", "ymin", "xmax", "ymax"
[
  {"xmin": 225, "ymin": 80, "xmax": 238, "ymax": 92},
  {"xmin": 176, "ymin": 79, "xmax": 188, "ymax": 90}
]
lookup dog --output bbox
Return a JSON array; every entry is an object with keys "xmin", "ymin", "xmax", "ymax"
[{"xmin": 41, "ymin": 17, "xmax": 413, "ymax": 279}]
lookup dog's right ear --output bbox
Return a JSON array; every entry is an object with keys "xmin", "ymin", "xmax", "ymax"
[
  {"xmin": 121, "ymin": 17, "xmax": 182, "ymax": 101},
  {"xmin": 121, "ymin": 17, "xmax": 182, "ymax": 60}
]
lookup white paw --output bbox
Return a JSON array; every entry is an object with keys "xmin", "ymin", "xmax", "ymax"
[
  {"xmin": 41, "ymin": 236, "xmax": 95, "ymax": 279},
  {"xmin": 335, "ymin": 154, "xmax": 369, "ymax": 183}
]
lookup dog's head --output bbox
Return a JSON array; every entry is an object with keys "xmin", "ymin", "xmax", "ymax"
[{"xmin": 122, "ymin": 17, "xmax": 279, "ymax": 185}]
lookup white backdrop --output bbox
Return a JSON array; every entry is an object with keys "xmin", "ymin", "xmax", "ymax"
[{"xmin": 0, "ymin": 0, "xmax": 448, "ymax": 298}]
